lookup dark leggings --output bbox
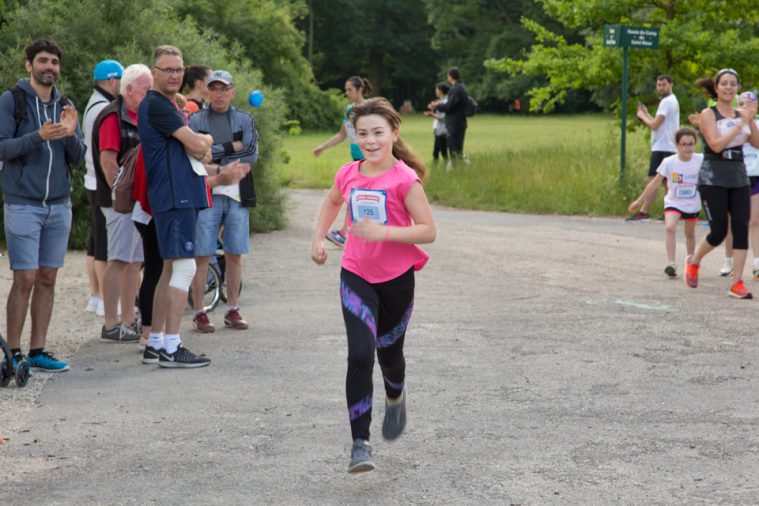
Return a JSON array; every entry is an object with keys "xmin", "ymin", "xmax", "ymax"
[
  {"xmin": 433, "ymin": 134, "xmax": 448, "ymax": 161},
  {"xmin": 341, "ymin": 267, "xmax": 414, "ymax": 441},
  {"xmin": 135, "ymin": 220, "xmax": 163, "ymax": 327},
  {"xmin": 700, "ymin": 185, "xmax": 750, "ymax": 249}
]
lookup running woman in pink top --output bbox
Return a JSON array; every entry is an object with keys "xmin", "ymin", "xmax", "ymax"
[{"xmin": 311, "ymin": 98, "xmax": 436, "ymax": 473}]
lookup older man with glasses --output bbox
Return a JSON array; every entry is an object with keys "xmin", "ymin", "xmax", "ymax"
[{"xmin": 188, "ymin": 70, "xmax": 257, "ymax": 333}]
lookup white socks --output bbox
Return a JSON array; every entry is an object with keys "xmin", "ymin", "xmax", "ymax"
[
  {"xmin": 148, "ymin": 332, "xmax": 164, "ymax": 351},
  {"xmin": 164, "ymin": 333, "xmax": 181, "ymax": 354}
]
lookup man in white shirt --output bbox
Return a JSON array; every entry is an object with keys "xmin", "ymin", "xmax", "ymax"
[{"xmin": 628, "ymin": 74, "xmax": 680, "ymax": 222}]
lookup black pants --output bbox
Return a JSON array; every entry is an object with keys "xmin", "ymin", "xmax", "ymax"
[
  {"xmin": 447, "ymin": 125, "xmax": 466, "ymax": 159},
  {"xmin": 433, "ymin": 134, "xmax": 448, "ymax": 162},
  {"xmin": 135, "ymin": 220, "xmax": 163, "ymax": 327},
  {"xmin": 700, "ymin": 185, "xmax": 750, "ymax": 249},
  {"xmin": 341, "ymin": 267, "xmax": 414, "ymax": 441}
]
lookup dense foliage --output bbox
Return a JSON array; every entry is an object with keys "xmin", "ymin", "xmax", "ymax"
[
  {"xmin": 488, "ymin": 0, "xmax": 759, "ymax": 117},
  {"xmin": 0, "ymin": 0, "xmax": 289, "ymax": 248}
]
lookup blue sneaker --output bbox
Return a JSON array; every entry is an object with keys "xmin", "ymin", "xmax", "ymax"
[
  {"xmin": 326, "ymin": 230, "xmax": 346, "ymax": 247},
  {"xmin": 28, "ymin": 351, "xmax": 70, "ymax": 372}
]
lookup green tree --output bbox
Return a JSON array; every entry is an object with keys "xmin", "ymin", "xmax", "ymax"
[
  {"xmin": 175, "ymin": 0, "xmax": 342, "ymax": 130},
  {"xmin": 0, "ymin": 0, "xmax": 287, "ymax": 247},
  {"xmin": 304, "ymin": 0, "xmax": 439, "ymax": 110},
  {"xmin": 487, "ymin": 0, "xmax": 759, "ymax": 115}
]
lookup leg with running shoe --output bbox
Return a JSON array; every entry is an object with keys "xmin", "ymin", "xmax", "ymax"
[
  {"xmin": 375, "ymin": 268, "xmax": 414, "ymax": 441},
  {"xmin": 663, "ymin": 212, "xmax": 680, "ymax": 277},
  {"xmin": 152, "ymin": 209, "xmax": 211, "ymax": 368},
  {"xmin": 5, "ymin": 202, "xmax": 73, "ymax": 372},
  {"xmin": 219, "ymin": 201, "xmax": 250, "ymax": 329},
  {"xmin": 688, "ymin": 186, "xmax": 752, "ymax": 298},
  {"xmin": 749, "ymin": 189, "xmax": 759, "ymax": 279},
  {"xmin": 341, "ymin": 268, "xmax": 380, "ymax": 473},
  {"xmin": 726, "ymin": 186, "xmax": 752, "ymax": 298}
]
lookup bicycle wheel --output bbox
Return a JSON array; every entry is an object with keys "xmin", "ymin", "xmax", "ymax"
[{"xmin": 187, "ymin": 263, "xmax": 222, "ymax": 312}]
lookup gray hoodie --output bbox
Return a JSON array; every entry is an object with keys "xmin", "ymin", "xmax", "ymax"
[{"xmin": 0, "ymin": 79, "xmax": 86, "ymax": 206}]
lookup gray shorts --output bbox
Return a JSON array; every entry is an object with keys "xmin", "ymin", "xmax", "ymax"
[
  {"xmin": 102, "ymin": 207, "xmax": 144, "ymax": 263},
  {"xmin": 4, "ymin": 201, "xmax": 72, "ymax": 270}
]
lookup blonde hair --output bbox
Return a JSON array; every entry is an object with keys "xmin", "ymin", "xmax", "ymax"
[{"xmin": 351, "ymin": 97, "xmax": 427, "ymax": 182}]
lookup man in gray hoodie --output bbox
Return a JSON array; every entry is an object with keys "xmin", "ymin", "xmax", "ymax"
[{"xmin": 0, "ymin": 39, "xmax": 86, "ymax": 372}]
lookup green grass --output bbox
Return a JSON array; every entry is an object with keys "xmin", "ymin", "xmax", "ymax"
[{"xmin": 281, "ymin": 114, "xmax": 660, "ymax": 217}]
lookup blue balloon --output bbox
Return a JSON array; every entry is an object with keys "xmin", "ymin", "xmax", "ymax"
[{"xmin": 248, "ymin": 90, "xmax": 264, "ymax": 108}]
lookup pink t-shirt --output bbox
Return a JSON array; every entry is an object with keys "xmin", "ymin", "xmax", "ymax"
[{"xmin": 336, "ymin": 160, "xmax": 430, "ymax": 283}]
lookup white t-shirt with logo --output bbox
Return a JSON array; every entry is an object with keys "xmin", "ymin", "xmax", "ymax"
[
  {"xmin": 657, "ymin": 152, "xmax": 702, "ymax": 214},
  {"xmin": 651, "ymin": 93, "xmax": 679, "ymax": 152},
  {"xmin": 743, "ymin": 119, "xmax": 759, "ymax": 177}
]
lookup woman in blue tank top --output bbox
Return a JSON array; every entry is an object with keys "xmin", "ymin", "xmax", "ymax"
[{"xmin": 313, "ymin": 76, "xmax": 373, "ymax": 246}]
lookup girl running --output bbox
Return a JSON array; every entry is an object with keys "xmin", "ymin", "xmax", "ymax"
[
  {"xmin": 313, "ymin": 76, "xmax": 372, "ymax": 247},
  {"xmin": 685, "ymin": 69, "xmax": 759, "ymax": 298},
  {"xmin": 311, "ymin": 98, "xmax": 436, "ymax": 473},
  {"xmin": 628, "ymin": 128, "xmax": 702, "ymax": 277}
]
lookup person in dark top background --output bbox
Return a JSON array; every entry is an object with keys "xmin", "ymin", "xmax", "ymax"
[{"xmin": 428, "ymin": 66, "xmax": 468, "ymax": 164}]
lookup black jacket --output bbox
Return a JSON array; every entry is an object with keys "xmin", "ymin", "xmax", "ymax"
[{"xmin": 437, "ymin": 81, "xmax": 468, "ymax": 130}]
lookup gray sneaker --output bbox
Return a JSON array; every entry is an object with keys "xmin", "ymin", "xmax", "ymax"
[
  {"xmin": 348, "ymin": 439, "xmax": 375, "ymax": 473},
  {"xmin": 101, "ymin": 323, "xmax": 140, "ymax": 342},
  {"xmin": 382, "ymin": 388, "xmax": 407, "ymax": 440}
]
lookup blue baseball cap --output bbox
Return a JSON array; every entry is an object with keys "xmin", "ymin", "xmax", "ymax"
[{"xmin": 93, "ymin": 60, "xmax": 124, "ymax": 80}]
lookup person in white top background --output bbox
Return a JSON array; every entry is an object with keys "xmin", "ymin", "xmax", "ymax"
[{"xmin": 627, "ymin": 74, "xmax": 680, "ymax": 222}]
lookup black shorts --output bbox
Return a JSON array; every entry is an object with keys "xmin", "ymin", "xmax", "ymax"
[
  {"xmin": 87, "ymin": 189, "xmax": 108, "ymax": 261},
  {"xmin": 664, "ymin": 207, "xmax": 699, "ymax": 222},
  {"xmin": 648, "ymin": 151, "xmax": 676, "ymax": 177}
]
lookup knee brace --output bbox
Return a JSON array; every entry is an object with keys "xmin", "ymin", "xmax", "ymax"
[{"xmin": 169, "ymin": 258, "xmax": 196, "ymax": 291}]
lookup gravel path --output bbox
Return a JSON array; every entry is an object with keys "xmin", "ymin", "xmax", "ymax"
[{"xmin": 2, "ymin": 190, "xmax": 758, "ymax": 504}]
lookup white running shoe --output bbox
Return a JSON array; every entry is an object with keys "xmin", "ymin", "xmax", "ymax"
[
  {"xmin": 86, "ymin": 295, "xmax": 100, "ymax": 313},
  {"xmin": 720, "ymin": 257, "xmax": 734, "ymax": 277}
]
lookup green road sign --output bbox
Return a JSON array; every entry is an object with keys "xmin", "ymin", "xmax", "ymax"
[
  {"xmin": 603, "ymin": 25, "xmax": 622, "ymax": 48},
  {"xmin": 603, "ymin": 24, "xmax": 661, "ymax": 178},
  {"xmin": 603, "ymin": 25, "xmax": 660, "ymax": 49},
  {"xmin": 624, "ymin": 26, "xmax": 659, "ymax": 49}
]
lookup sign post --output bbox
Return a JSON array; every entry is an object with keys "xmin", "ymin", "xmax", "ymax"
[{"xmin": 603, "ymin": 25, "xmax": 660, "ymax": 179}]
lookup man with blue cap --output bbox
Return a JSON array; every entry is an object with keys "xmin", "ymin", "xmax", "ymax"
[{"xmin": 82, "ymin": 59, "xmax": 123, "ymax": 319}]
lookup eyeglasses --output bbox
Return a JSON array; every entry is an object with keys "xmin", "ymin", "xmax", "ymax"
[
  {"xmin": 153, "ymin": 66, "xmax": 185, "ymax": 76},
  {"xmin": 208, "ymin": 86, "xmax": 232, "ymax": 94}
]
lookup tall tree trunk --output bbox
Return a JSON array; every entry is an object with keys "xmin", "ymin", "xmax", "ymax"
[
  {"xmin": 369, "ymin": 52, "xmax": 383, "ymax": 96},
  {"xmin": 307, "ymin": 0, "xmax": 314, "ymax": 66}
]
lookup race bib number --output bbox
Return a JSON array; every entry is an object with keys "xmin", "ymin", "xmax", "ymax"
[
  {"xmin": 675, "ymin": 183, "xmax": 697, "ymax": 199},
  {"xmin": 350, "ymin": 188, "xmax": 388, "ymax": 224}
]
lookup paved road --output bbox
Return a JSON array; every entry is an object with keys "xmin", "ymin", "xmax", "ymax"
[{"xmin": 2, "ymin": 190, "xmax": 759, "ymax": 504}]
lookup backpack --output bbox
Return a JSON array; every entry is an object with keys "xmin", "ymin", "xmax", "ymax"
[
  {"xmin": 10, "ymin": 85, "xmax": 71, "ymax": 134},
  {"xmin": 111, "ymin": 144, "xmax": 141, "ymax": 213},
  {"xmin": 464, "ymin": 95, "xmax": 478, "ymax": 117}
]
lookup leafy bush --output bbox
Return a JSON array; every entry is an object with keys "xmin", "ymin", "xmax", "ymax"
[{"xmin": 0, "ymin": 0, "xmax": 287, "ymax": 249}]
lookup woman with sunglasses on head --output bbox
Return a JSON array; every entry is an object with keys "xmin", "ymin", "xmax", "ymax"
[{"xmin": 685, "ymin": 69, "xmax": 759, "ymax": 298}]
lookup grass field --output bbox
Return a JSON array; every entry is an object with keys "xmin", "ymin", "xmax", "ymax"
[{"xmin": 281, "ymin": 114, "xmax": 660, "ymax": 216}]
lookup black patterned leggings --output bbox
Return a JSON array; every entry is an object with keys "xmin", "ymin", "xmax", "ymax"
[
  {"xmin": 700, "ymin": 185, "xmax": 750, "ymax": 249},
  {"xmin": 340, "ymin": 267, "xmax": 414, "ymax": 441}
]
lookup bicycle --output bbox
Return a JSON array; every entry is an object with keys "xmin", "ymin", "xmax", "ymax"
[
  {"xmin": 0, "ymin": 332, "xmax": 30, "ymax": 388},
  {"xmin": 187, "ymin": 240, "xmax": 243, "ymax": 313}
]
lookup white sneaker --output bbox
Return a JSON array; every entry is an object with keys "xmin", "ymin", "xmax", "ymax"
[
  {"xmin": 86, "ymin": 295, "xmax": 100, "ymax": 313},
  {"xmin": 720, "ymin": 258, "xmax": 734, "ymax": 277}
]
